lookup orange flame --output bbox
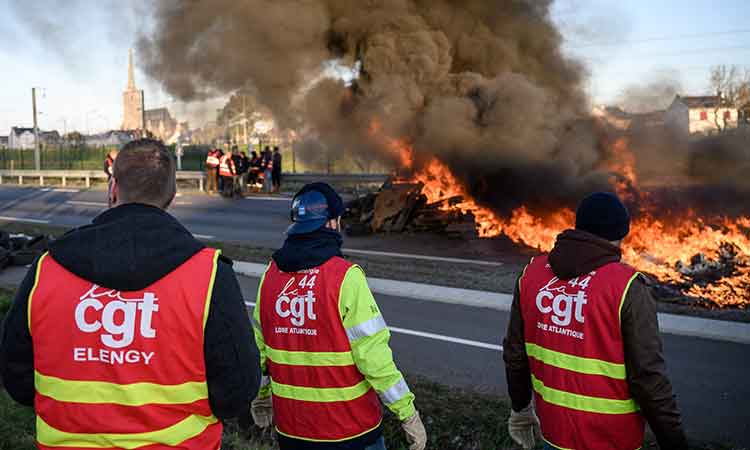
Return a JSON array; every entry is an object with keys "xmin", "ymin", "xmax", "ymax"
[{"xmin": 377, "ymin": 128, "xmax": 750, "ymax": 308}]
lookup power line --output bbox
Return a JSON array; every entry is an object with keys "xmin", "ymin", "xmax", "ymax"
[
  {"xmin": 567, "ymin": 29, "xmax": 750, "ymax": 48},
  {"xmin": 576, "ymin": 45, "xmax": 750, "ymax": 60}
]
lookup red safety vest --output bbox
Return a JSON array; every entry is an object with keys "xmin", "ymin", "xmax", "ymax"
[
  {"xmin": 519, "ymin": 255, "xmax": 644, "ymax": 450},
  {"xmin": 29, "ymin": 249, "xmax": 223, "ymax": 450},
  {"xmin": 206, "ymin": 151, "xmax": 220, "ymax": 168},
  {"xmin": 219, "ymin": 154, "xmax": 234, "ymax": 177},
  {"xmin": 105, "ymin": 157, "xmax": 114, "ymax": 176},
  {"xmin": 259, "ymin": 257, "xmax": 382, "ymax": 442}
]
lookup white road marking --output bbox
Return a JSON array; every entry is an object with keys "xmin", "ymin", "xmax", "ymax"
[
  {"xmin": 244, "ymin": 300, "xmax": 502, "ymax": 352},
  {"xmin": 344, "ymin": 248, "xmax": 504, "ymax": 267},
  {"xmin": 194, "ymin": 234, "xmax": 215, "ymax": 240},
  {"xmin": 68, "ymin": 201, "xmax": 107, "ymax": 207},
  {"xmin": 389, "ymin": 326, "xmax": 503, "ymax": 351},
  {"xmin": 174, "ymin": 201, "xmax": 193, "ymax": 206},
  {"xmin": 0, "ymin": 216, "xmax": 50, "ymax": 224},
  {"xmin": 245, "ymin": 196, "xmax": 292, "ymax": 202},
  {"xmin": 53, "ymin": 189, "xmax": 80, "ymax": 193}
]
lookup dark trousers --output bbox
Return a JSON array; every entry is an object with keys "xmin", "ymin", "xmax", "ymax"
[
  {"xmin": 221, "ymin": 176, "xmax": 234, "ymax": 197},
  {"xmin": 272, "ymin": 168, "xmax": 281, "ymax": 190},
  {"xmin": 206, "ymin": 168, "xmax": 218, "ymax": 193}
]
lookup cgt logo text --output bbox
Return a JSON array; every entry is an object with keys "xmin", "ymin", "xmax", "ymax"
[
  {"xmin": 72, "ymin": 285, "xmax": 157, "ymax": 365},
  {"xmin": 274, "ymin": 275, "xmax": 318, "ymax": 335},
  {"xmin": 533, "ymin": 276, "xmax": 593, "ymax": 340}
]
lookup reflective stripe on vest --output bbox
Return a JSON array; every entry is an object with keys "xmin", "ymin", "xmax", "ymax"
[
  {"xmin": 206, "ymin": 155, "xmax": 220, "ymax": 167},
  {"xmin": 29, "ymin": 249, "xmax": 222, "ymax": 449},
  {"xmin": 35, "ymin": 371, "xmax": 209, "ymax": 406},
  {"xmin": 531, "ymin": 374, "xmax": 639, "ymax": 415},
  {"xmin": 219, "ymin": 155, "xmax": 234, "ymax": 176},
  {"xmin": 525, "ymin": 343, "xmax": 627, "ymax": 380},
  {"xmin": 259, "ymin": 258, "xmax": 382, "ymax": 442},
  {"xmin": 520, "ymin": 255, "xmax": 645, "ymax": 450},
  {"xmin": 36, "ymin": 414, "xmax": 218, "ymax": 449}
]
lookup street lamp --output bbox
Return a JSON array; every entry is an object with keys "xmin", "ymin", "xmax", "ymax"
[{"xmin": 31, "ymin": 87, "xmax": 46, "ymax": 170}]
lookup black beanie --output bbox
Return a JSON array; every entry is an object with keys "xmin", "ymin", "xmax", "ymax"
[{"xmin": 575, "ymin": 192, "xmax": 630, "ymax": 241}]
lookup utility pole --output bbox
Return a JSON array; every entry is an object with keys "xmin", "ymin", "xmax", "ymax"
[{"xmin": 32, "ymin": 88, "xmax": 41, "ymax": 170}]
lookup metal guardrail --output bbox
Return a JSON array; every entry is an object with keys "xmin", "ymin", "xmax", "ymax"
[
  {"xmin": 0, "ymin": 170, "xmax": 389, "ymax": 192},
  {"xmin": 280, "ymin": 173, "xmax": 389, "ymax": 184},
  {"xmin": 0, "ymin": 170, "xmax": 206, "ymax": 190}
]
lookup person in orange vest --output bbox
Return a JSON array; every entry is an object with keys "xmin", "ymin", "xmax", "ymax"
[
  {"xmin": 503, "ymin": 192, "xmax": 688, "ymax": 450},
  {"xmin": 103, "ymin": 149, "xmax": 118, "ymax": 180},
  {"xmin": 219, "ymin": 147, "xmax": 237, "ymax": 197},
  {"xmin": 251, "ymin": 182, "xmax": 427, "ymax": 450},
  {"xmin": 0, "ymin": 139, "xmax": 261, "ymax": 449},
  {"xmin": 205, "ymin": 148, "xmax": 222, "ymax": 193}
]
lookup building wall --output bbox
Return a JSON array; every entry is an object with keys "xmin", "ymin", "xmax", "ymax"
[
  {"xmin": 9, "ymin": 131, "xmax": 35, "ymax": 149},
  {"xmin": 688, "ymin": 107, "xmax": 737, "ymax": 135},
  {"xmin": 665, "ymin": 101, "xmax": 689, "ymax": 135}
]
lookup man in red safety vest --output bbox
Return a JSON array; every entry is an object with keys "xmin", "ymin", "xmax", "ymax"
[
  {"xmin": 205, "ymin": 148, "xmax": 222, "ymax": 193},
  {"xmin": 503, "ymin": 192, "xmax": 688, "ymax": 450},
  {"xmin": 219, "ymin": 148, "xmax": 237, "ymax": 197},
  {"xmin": 251, "ymin": 182, "xmax": 427, "ymax": 450},
  {"xmin": 0, "ymin": 139, "xmax": 261, "ymax": 449}
]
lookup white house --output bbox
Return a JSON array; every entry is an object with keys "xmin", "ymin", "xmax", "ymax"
[
  {"xmin": 665, "ymin": 95, "xmax": 738, "ymax": 136},
  {"xmin": 8, "ymin": 127, "xmax": 36, "ymax": 149},
  {"xmin": 85, "ymin": 130, "xmax": 137, "ymax": 148}
]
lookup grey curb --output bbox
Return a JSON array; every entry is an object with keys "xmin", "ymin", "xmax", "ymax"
[{"xmin": 232, "ymin": 261, "xmax": 750, "ymax": 345}]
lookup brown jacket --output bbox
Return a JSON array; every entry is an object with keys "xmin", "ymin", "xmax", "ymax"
[{"xmin": 503, "ymin": 229, "xmax": 688, "ymax": 450}]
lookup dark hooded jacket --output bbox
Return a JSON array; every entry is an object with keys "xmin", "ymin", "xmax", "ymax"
[
  {"xmin": 503, "ymin": 229, "xmax": 688, "ymax": 450},
  {"xmin": 0, "ymin": 203, "xmax": 261, "ymax": 420}
]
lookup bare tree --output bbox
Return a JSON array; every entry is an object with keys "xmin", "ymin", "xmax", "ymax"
[{"xmin": 709, "ymin": 65, "xmax": 744, "ymax": 132}]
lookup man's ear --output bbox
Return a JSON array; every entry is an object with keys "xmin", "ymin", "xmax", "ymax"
[
  {"xmin": 108, "ymin": 177, "xmax": 118, "ymax": 208},
  {"xmin": 163, "ymin": 191, "xmax": 176, "ymax": 210}
]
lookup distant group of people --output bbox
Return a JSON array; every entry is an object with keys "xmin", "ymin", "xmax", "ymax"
[{"xmin": 205, "ymin": 145, "xmax": 282, "ymax": 197}]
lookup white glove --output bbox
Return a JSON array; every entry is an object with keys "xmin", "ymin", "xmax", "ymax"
[
  {"xmin": 250, "ymin": 395, "xmax": 273, "ymax": 428},
  {"xmin": 402, "ymin": 410, "xmax": 427, "ymax": 450},
  {"xmin": 508, "ymin": 403, "xmax": 542, "ymax": 449}
]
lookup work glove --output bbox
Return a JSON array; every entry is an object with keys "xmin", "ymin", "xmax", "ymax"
[
  {"xmin": 508, "ymin": 403, "xmax": 542, "ymax": 449},
  {"xmin": 402, "ymin": 410, "xmax": 427, "ymax": 450},
  {"xmin": 250, "ymin": 395, "xmax": 273, "ymax": 428}
]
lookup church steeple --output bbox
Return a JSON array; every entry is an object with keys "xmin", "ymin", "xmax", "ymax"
[
  {"xmin": 127, "ymin": 48, "xmax": 136, "ymax": 90},
  {"xmin": 122, "ymin": 49, "xmax": 144, "ymax": 130}
]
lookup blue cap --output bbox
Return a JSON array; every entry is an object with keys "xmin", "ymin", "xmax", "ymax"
[{"xmin": 287, "ymin": 190, "xmax": 331, "ymax": 235}]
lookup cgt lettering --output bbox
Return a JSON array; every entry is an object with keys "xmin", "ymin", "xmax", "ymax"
[
  {"xmin": 75, "ymin": 288, "xmax": 159, "ymax": 349},
  {"xmin": 536, "ymin": 290, "xmax": 587, "ymax": 326},
  {"xmin": 275, "ymin": 291, "xmax": 317, "ymax": 327}
]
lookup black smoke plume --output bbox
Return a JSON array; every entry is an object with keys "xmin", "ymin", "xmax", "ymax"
[{"xmin": 139, "ymin": 0, "xmax": 623, "ymax": 211}]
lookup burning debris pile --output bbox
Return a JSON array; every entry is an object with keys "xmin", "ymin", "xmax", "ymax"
[
  {"xmin": 347, "ymin": 133, "xmax": 750, "ymax": 310},
  {"xmin": 344, "ymin": 181, "xmax": 477, "ymax": 237},
  {"xmin": 647, "ymin": 243, "xmax": 750, "ymax": 309}
]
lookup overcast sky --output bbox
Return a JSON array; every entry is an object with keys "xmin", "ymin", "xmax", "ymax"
[{"xmin": 0, "ymin": 0, "xmax": 748, "ymax": 134}]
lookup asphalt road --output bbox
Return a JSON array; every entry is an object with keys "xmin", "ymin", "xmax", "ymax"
[
  {"xmin": 0, "ymin": 185, "xmax": 530, "ymax": 263},
  {"xmin": 1, "ymin": 185, "xmax": 749, "ymax": 445}
]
